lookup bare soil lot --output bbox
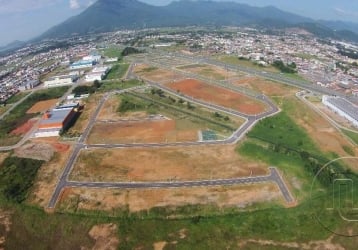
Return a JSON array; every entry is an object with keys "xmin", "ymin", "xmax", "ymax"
[
  {"xmin": 234, "ymin": 77, "xmax": 297, "ymax": 96},
  {"xmin": 166, "ymin": 79, "xmax": 267, "ymax": 114},
  {"xmin": 286, "ymin": 96, "xmax": 358, "ymax": 169},
  {"xmin": 10, "ymin": 118, "xmax": 38, "ymax": 136},
  {"xmin": 26, "ymin": 99, "xmax": 58, "ymax": 114},
  {"xmin": 88, "ymin": 119, "xmax": 198, "ymax": 144},
  {"xmin": 27, "ymin": 138, "xmax": 73, "ymax": 208},
  {"xmin": 58, "ymin": 183, "xmax": 281, "ymax": 213},
  {"xmin": 68, "ymin": 94, "xmax": 103, "ymax": 135},
  {"xmin": 134, "ymin": 64, "xmax": 184, "ymax": 84},
  {"xmin": 70, "ymin": 145, "xmax": 268, "ymax": 182},
  {"xmin": 177, "ymin": 64, "xmax": 239, "ymax": 80}
]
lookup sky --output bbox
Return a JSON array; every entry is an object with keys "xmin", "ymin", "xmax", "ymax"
[{"xmin": 1, "ymin": 0, "xmax": 358, "ymax": 47}]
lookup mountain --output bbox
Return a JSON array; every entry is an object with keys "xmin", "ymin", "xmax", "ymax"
[
  {"xmin": 318, "ymin": 20, "xmax": 358, "ymax": 34},
  {"xmin": 0, "ymin": 40, "xmax": 26, "ymax": 53},
  {"xmin": 40, "ymin": 0, "xmax": 358, "ymax": 42}
]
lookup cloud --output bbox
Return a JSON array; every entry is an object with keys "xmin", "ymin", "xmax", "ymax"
[
  {"xmin": 334, "ymin": 7, "xmax": 358, "ymax": 18},
  {"xmin": 69, "ymin": 0, "xmax": 80, "ymax": 9}
]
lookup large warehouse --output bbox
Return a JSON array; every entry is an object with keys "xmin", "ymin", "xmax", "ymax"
[
  {"xmin": 34, "ymin": 104, "xmax": 79, "ymax": 137},
  {"xmin": 322, "ymin": 95, "xmax": 358, "ymax": 127},
  {"xmin": 43, "ymin": 75, "xmax": 76, "ymax": 88}
]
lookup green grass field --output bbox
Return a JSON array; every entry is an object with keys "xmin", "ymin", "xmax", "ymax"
[
  {"xmin": 102, "ymin": 46, "xmax": 123, "ymax": 58},
  {"xmin": 341, "ymin": 128, "xmax": 358, "ymax": 145},
  {"xmin": 99, "ymin": 78, "xmax": 143, "ymax": 92},
  {"xmin": 5, "ymin": 92, "xmax": 29, "ymax": 104},
  {"xmin": 104, "ymin": 63, "xmax": 129, "ymax": 80}
]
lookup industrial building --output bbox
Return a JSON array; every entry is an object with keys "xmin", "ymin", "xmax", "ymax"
[
  {"xmin": 34, "ymin": 104, "xmax": 79, "ymax": 137},
  {"xmin": 18, "ymin": 79, "xmax": 40, "ymax": 91},
  {"xmin": 43, "ymin": 75, "xmax": 76, "ymax": 88},
  {"xmin": 70, "ymin": 60, "xmax": 94, "ymax": 69},
  {"xmin": 85, "ymin": 66, "xmax": 110, "ymax": 82},
  {"xmin": 322, "ymin": 95, "xmax": 358, "ymax": 127}
]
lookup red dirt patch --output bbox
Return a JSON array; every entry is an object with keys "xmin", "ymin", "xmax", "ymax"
[
  {"xmin": 88, "ymin": 119, "xmax": 198, "ymax": 144},
  {"xmin": 51, "ymin": 143, "xmax": 70, "ymax": 153},
  {"xmin": 26, "ymin": 99, "xmax": 58, "ymax": 114},
  {"xmin": 10, "ymin": 118, "xmax": 37, "ymax": 135},
  {"xmin": 166, "ymin": 79, "xmax": 266, "ymax": 114}
]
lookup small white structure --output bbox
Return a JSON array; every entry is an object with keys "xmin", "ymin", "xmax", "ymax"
[
  {"xmin": 105, "ymin": 57, "xmax": 118, "ymax": 63},
  {"xmin": 84, "ymin": 66, "xmax": 110, "ymax": 82},
  {"xmin": 322, "ymin": 95, "xmax": 358, "ymax": 127},
  {"xmin": 43, "ymin": 75, "xmax": 75, "ymax": 88}
]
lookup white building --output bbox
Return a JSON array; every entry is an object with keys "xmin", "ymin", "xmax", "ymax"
[
  {"xmin": 44, "ymin": 75, "xmax": 75, "ymax": 88},
  {"xmin": 85, "ymin": 72, "xmax": 104, "ymax": 82},
  {"xmin": 83, "ymin": 55, "xmax": 101, "ymax": 62},
  {"xmin": 84, "ymin": 66, "xmax": 111, "ymax": 82},
  {"xmin": 105, "ymin": 57, "xmax": 118, "ymax": 63},
  {"xmin": 322, "ymin": 95, "xmax": 358, "ymax": 127}
]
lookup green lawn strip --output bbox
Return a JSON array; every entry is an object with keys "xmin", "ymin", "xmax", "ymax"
[
  {"xmin": 341, "ymin": 128, "xmax": 358, "ymax": 145},
  {"xmin": 105, "ymin": 63, "xmax": 129, "ymax": 80},
  {"xmin": 99, "ymin": 78, "xmax": 143, "ymax": 92},
  {"xmin": 4, "ymin": 92, "xmax": 29, "ymax": 104},
  {"xmin": 102, "ymin": 47, "xmax": 123, "ymax": 59},
  {"xmin": 2, "ymin": 204, "xmax": 97, "ymax": 250},
  {"xmin": 118, "ymin": 202, "xmax": 338, "ymax": 248}
]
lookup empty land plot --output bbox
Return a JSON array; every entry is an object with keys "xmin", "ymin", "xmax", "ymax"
[
  {"xmin": 26, "ymin": 99, "xmax": 58, "ymax": 114},
  {"xmin": 10, "ymin": 118, "xmax": 37, "ymax": 136},
  {"xmin": 87, "ymin": 119, "xmax": 198, "ymax": 144},
  {"xmin": 97, "ymin": 92, "xmax": 244, "ymax": 139},
  {"xmin": 58, "ymin": 183, "xmax": 281, "ymax": 213},
  {"xmin": 177, "ymin": 64, "xmax": 239, "ymax": 80},
  {"xmin": 284, "ymin": 96, "xmax": 358, "ymax": 164},
  {"xmin": 134, "ymin": 64, "xmax": 183, "ymax": 84},
  {"xmin": 70, "ymin": 145, "xmax": 268, "ymax": 182},
  {"xmin": 28, "ymin": 141, "xmax": 73, "ymax": 207},
  {"xmin": 216, "ymin": 55, "xmax": 279, "ymax": 73},
  {"xmin": 166, "ymin": 79, "xmax": 267, "ymax": 114},
  {"xmin": 67, "ymin": 94, "xmax": 103, "ymax": 135},
  {"xmin": 234, "ymin": 77, "xmax": 297, "ymax": 96},
  {"xmin": 97, "ymin": 95, "xmax": 121, "ymax": 120}
]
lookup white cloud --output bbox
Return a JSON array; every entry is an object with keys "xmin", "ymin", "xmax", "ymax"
[
  {"xmin": 70, "ymin": 0, "xmax": 80, "ymax": 9},
  {"xmin": 334, "ymin": 7, "xmax": 358, "ymax": 18}
]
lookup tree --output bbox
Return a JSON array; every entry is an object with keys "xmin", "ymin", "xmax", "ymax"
[{"xmin": 93, "ymin": 80, "xmax": 101, "ymax": 88}]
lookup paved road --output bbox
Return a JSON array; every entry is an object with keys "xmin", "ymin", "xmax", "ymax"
[
  {"xmin": 141, "ymin": 50, "xmax": 352, "ymax": 98},
  {"xmin": 47, "ymin": 86, "xmax": 147, "ymax": 208},
  {"xmin": 65, "ymin": 167, "xmax": 293, "ymax": 202},
  {"xmin": 47, "ymin": 60, "xmax": 291, "ymax": 209},
  {"xmin": 0, "ymin": 91, "xmax": 34, "ymax": 120}
]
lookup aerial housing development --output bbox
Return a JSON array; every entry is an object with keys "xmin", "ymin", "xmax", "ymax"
[{"xmin": 1, "ymin": 0, "xmax": 358, "ymax": 248}]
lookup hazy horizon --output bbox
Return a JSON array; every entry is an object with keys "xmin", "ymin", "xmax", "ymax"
[{"xmin": 1, "ymin": 0, "xmax": 358, "ymax": 47}]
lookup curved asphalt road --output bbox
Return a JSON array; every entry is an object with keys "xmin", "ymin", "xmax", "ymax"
[{"xmin": 47, "ymin": 62, "xmax": 291, "ymax": 209}]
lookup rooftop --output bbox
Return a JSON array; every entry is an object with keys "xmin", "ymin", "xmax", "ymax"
[{"xmin": 39, "ymin": 107, "xmax": 73, "ymax": 126}]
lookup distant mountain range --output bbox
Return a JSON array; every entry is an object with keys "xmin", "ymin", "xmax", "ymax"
[
  {"xmin": 0, "ymin": 40, "xmax": 26, "ymax": 53},
  {"xmin": 37, "ymin": 0, "xmax": 358, "ymax": 42}
]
